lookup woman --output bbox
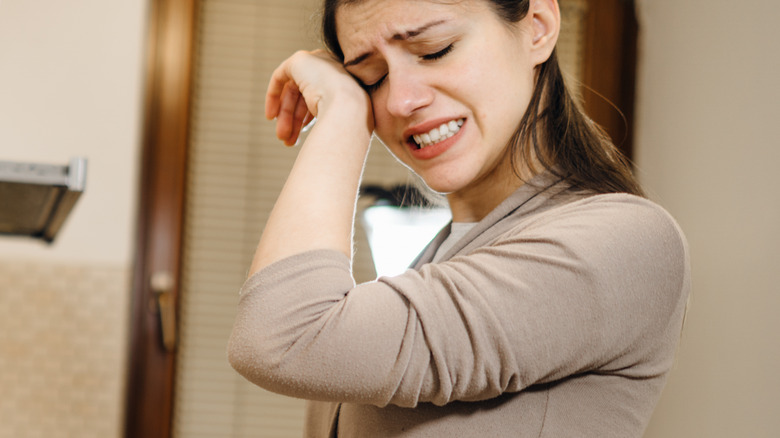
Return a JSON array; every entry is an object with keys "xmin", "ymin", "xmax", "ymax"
[{"xmin": 228, "ymin": 0, "xmax": 690, "ymax": 436}]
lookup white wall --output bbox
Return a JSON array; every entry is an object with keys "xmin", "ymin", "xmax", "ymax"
[
  {"xmin": 0, "ymin": 2, "xmax": 147, "ymax": 436},
  {"xmin": 0, "ymin": 0, "xmax": 147, "ymax": 266},
  {"xmin": 636, "ymin": 1, "xmax": 780, "ymax": 437}
]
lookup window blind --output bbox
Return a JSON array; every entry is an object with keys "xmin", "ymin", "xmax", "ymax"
[{"xmin": 174, "ymin": 1, "xmax": 316, "ymax": 436}]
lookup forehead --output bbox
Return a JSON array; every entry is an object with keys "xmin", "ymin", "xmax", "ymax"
[{"xmin": 335, "ymin": 0, "xmax": 481, "ymax": 56}]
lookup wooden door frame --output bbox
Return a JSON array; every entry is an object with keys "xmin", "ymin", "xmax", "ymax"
[
  {"xmin": 123, "ymin": 0, "xmax": 196, "ymax": 437},
  {"xmin": 582, "ymin": 0, "xmax": 639, "ymax": 161},
  {"xmin": 121, "ymin": 1, "xmax": 638, "ymax": 436}
]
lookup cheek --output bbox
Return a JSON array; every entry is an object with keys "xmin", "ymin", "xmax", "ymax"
[
  {"xmin": 453, "ymin": 49, "xmax": 520, "ymax": 113},
  {"xmin": 369, "ymin": 98, "xmax": 409, "ymax": 164},
  {"xmin": 475, "ymin": 58, "xmax": 534, "ymax": 135}
]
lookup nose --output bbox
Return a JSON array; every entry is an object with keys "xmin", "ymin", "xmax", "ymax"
[{"xmin": 383, "ymin": 67, "xmax": 434, "ymax": 117}]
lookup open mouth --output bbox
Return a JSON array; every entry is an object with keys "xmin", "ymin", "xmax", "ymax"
[{"xmin": 410, "ymin": 118, "xmax": 464, "ymax": 149}]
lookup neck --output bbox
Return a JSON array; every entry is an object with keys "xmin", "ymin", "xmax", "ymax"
[
  {"xmin": 446, "ymin": 146, "xmax": 544, "ymax": 222},
  {"xmin": 446, "ymin": 167, "xmax": 527, "ymax": 223}
]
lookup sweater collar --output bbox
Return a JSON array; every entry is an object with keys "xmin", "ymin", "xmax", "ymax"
[{"xmin": 412, "ymin": 172, "xmax": 571, "ymax": 268}]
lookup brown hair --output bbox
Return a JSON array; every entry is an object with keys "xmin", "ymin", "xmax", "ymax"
[{"xmin": 322, "ymin": 0, "xmax": 644, "ymax": 196}]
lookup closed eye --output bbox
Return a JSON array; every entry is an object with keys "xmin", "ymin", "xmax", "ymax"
[
  {"xmin": 362, "ymin": 74, "xmax": 386, "ymax": 94},
  {"xmin": 421, "ymin": 43, "xmax": 454, "ymax": 61},
  {"xmin": 359, "ymin": 43, "xmax": 454, "ymax": 94}
]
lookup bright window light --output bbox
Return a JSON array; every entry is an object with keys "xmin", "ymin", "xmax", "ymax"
[{"xmin": 361, "ymin": 205, "xmax": 451, "ymax": 278}]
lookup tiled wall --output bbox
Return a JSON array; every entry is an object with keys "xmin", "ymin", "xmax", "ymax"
[{"xmin": 0, "ymin": 258, "xmax": 130, "ymax": 438}]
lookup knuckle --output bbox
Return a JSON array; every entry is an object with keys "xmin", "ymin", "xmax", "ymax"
[{"xmin": 291, "ymin": 50, "xmax": 310, "ymax": 61}]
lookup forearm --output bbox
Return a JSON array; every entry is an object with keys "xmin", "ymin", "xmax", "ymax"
[
  {"xmin": 230, "ymin": 250, "xmax": 419, "ymax": 407},
  {"xmin": 249, "ymin": 106, "xmax": 373, "ymax": 275}
]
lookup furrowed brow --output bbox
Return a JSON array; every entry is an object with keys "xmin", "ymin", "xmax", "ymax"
[
  {"xmin": 393, "ymin": 20, "xmax": 446, "ymax": 41},
  {"xmin": 343, "ymin": 19, "xmax": 448, "ymax": 67}
]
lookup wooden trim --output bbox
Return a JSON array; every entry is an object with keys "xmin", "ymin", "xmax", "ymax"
[
  {"xmin": 124, "ymin": 0, "xmax": 196, "ymax": 437},
  {"xmin": 582, "ymin": 0, "xmax": 639, "ymax": 161}
]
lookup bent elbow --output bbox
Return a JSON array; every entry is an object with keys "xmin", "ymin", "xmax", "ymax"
[
  {"xmin": 226, "ymin": 330, "xmax": 247, "ymax": 372},
  {"xmin": 226, "ymin": 326, "xmax": 277, "ymax": 388}
]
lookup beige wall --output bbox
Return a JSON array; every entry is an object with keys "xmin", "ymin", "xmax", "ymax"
[
  {"xmin": 0, "ymin": 0, "xmax": 145, "ymax": 265},
  {"xmin": 0, "ymin": 0, "xmax": 147, "ymax": 436},
  {"xmin": 636, "ymin": 1, "xmax": 780, "ymax": 437}
]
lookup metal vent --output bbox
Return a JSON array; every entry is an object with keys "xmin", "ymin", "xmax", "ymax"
[{"xmin": 0, "ymin": 157, "xmax": 87, "ymax": 242}]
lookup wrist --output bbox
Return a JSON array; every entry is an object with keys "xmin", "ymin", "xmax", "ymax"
[
  {"xmin": 315, "ymin": 94, "xmax": 374, "ymax": 144},
  {"xmin": 319, "ymin": 85, "xmax": 372, "ymax": 119}
]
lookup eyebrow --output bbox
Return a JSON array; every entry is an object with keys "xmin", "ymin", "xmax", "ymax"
[{"xmin": 343, "ymin": 20, "xmax": 447, "ymax": 67}]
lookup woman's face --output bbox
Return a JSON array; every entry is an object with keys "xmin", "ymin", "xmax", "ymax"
[{"xmin": 337, "ymin": 0, "xmax": 537, "ymax": 205}]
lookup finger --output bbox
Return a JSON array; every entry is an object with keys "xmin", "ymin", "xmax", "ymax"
[
  {"xmin": 276, "ymin": 81, "xmax": 301, "ymax": 144},
  {"xmin": 265, "ymin": 62, "xmax": 293, "ymax": 120},
  {"xmin": 287, "ymin": 94, "xmax": 311, "ymax": 146}
]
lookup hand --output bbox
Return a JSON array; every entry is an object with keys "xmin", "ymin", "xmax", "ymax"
[{"xmin": 265, "ymin": 49, "xmax": 372, "ymax": 146}]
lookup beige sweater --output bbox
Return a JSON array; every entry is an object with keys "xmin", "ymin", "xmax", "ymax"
[{"xmin": 228, "ymin": 174, "xmax": 690, "ymax": 437}]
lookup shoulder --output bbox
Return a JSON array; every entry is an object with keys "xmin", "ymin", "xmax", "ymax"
[
  {"xmin": 499, "ymin": 192, "xmax": 690, "ymax": 292},
  {"xmin": 519, "ymin": 193, "xmax": 687, "ymax": 248}
]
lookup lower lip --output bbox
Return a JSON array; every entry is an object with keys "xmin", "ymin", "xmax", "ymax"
[{"xmin": 408, "ymin": 121, "xmax": 465, "ymax": 160}]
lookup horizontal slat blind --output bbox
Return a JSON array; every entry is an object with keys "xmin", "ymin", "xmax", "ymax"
[{"xmin": 174, "ymin": 1, "xmax": 313, "ymax": 437}]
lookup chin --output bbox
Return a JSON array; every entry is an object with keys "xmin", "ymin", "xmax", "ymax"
[{"xmin": 418, "ymin": 176, "xmax": 466, "ymax": 196}]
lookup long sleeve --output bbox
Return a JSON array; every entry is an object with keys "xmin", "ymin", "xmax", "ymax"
[{"xmin": 227, "ymin": 193, "xmax": 690, "ymax": 409}]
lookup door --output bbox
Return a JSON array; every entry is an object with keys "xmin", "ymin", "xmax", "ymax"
[{"xmin": 124, "ymin": 0, "xmax": 195, "ymax": 437}]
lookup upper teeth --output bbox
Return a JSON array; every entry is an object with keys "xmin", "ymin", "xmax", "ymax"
[{"xmin": 412, "ymin": 119, "xmax": 464, "ymax": 148}]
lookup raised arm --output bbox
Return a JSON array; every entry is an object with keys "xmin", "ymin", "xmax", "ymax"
[{"xmin": 250, "ymin": 50, "xmax": 374, "ymax": 275}]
